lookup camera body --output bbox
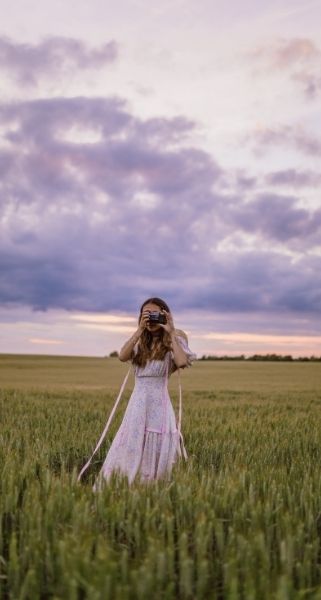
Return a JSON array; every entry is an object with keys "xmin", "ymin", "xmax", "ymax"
[{"xmin": 148, "ymin": 310, "xmax": 167, "ymax": 324}]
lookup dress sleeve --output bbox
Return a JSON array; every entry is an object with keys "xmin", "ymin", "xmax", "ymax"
[{"xmin": 173, "ymin": 334, "xmax": 197, "ymax": 367}]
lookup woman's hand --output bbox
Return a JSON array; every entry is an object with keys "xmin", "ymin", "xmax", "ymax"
[
  {"xmin": 138, "ymin": 309, "xmax": 152, "ymax": 332},
  {"xmin": 159, "ymin": 309, "xmax": 175, "ymax": 335}
]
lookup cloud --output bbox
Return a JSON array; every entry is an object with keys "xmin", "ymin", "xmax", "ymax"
[
  {"xmin": 29, "ymin": 337, "xmax": 65, "ymax": 344},
  {"xmin": 246, "ymin": 124, "xmax": 321, "ymax": 156},
  {"xmin": 70, "ymin": 313, "xmax": 136, "ymax": 324},
  {"xmin": 201, "ymin": 331, "xmax": 321, "ymax": 346},
  {"xmin": 230, "ymin": 193, "xmax": 321, "ymax": 244},
  {"xmin": 0, "ymin": 94, "xmax": 320, "ymax": 320},
  {"xmin": 0, "ymin": 95, "xmax": 222, "ymax": 312},
  {"xmin": 0, "ymin": 35, "xmax": 118, "ymax": 87},
  {"xmin": 291, "ymin": 70, "xmax": 321, "ymax": 99},
  {"xmin": 265, "ymin": 169, "xmax": 321, "ymax": 188},
  {"xmin": 184, "ymin": 250, "xmax": 321, "ymax": 316},
  {"xmin": 249, "ymin": 37, "xmax": 320, "ymax": 69},
  {"xmin": 248, "ymin": 37, "xmax": 321, "ymax": 99}
]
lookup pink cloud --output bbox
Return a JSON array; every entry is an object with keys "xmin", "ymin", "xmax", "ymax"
[
  {"xmin": 248, "ymin": 37, "xmax": 321, "ymax": 99},
  {"xmin": 250, "ymin": 37, "xmax": 319, "ymax": 69},
  {"xmin": 29, "ymin": 338, "xmax": 65, "ymax": 344}
]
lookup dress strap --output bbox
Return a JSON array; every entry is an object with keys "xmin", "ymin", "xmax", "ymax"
[
  {"xmin": 177, "ymin": 368, "xmax": 188, "ymax": 461},
  {"xmin": 77, "ymin": 364, "xmax": 132, "ymax": 482}
]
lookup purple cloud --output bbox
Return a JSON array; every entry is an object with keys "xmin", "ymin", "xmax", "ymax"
[
  {"xmin": 171, "ymin": 250, "xmax": 321, "ymax": 317},
  {"xmin": 246, "ymin": 125, "xmax": 321, "ymax": 157},
  {"xmin": 0, "ymin": 35, "xmax": 118, "ymax": 87},
  {"xmin": 0, "ymin": 95, "xmax": 320, "ymax": 319},
  {"xmin": 265, "ymin": 169, "xmax": 321, "ymax": 188},
  {"xmin": 230, "ymin": 193, "xmax": 321, "ymax": 244}
]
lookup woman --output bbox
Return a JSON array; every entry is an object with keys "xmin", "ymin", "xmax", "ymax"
[{"xmin": 78, "ymin": 297, "xmax": 196, "ymax": 489}]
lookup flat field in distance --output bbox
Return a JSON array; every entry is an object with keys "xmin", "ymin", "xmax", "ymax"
[
  {"xmin": 1, "ymin": 352, "xmax": 320, "ymax": 393},
  {"xmin": 1, "ymin": 354, "xmax": 321, "ymax": 599}
]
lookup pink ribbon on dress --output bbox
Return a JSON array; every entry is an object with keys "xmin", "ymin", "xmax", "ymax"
[
  {"xmin": 161, "ymin": 353, "xmax": 188, "ymax": 461},
  {"xmin": 77, "ymin": 364, "xmax": 132, "ymax": 481},
  {"xmin": 177, "ymin": 367, "xmax": 188, "ymax": 460},
  {"xmin": 161, "ymin": 354, "xmax": 169, "ymax": 434}
]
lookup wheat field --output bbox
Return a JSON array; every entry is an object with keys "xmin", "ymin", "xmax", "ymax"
[{"xmin": 1, "ymin": 354, "xmax": 321, "ymax": 599}]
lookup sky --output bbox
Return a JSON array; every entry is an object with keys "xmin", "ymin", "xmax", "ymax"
[{"xmin": 1, "ymin": 0, "xmax": 321, "ymax": 358}]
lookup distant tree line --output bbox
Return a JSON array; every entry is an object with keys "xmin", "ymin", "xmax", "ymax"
[
  {"xmin": 199, "ymin": 354, "xmax": 321, "ymax": 362},
  {"xmin": 107, "ymin": 350, "xmax": 320, "ymax": 362}
]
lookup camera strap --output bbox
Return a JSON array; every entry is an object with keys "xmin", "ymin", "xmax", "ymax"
[{"xmin": 77, "ymin": 364, "xmax": 133, "ymax": 481}]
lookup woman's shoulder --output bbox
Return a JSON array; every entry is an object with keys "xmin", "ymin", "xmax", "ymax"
[{"xmin": 174, "ymin": 328, "xmax": 188, "ymax": 342}]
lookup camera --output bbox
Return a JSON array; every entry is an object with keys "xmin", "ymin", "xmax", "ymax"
[{"xmin": 148, "ymin": 310, "xmax": 167, "ymax": 324}]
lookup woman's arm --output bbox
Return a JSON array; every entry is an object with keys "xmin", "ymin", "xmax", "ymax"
[
  {"xmin": 159, "ymin": 310, "xmax": 189, "ymax": 368},
  {"xmin": 119, "ymin": 308, "xmax": 151, "ymax": 361},
  {"xmin": 170, "ymin": 331, "xmax": 189, "ymax": 368},
  {"xmin": 119, "ymin": 328, "xmax": 143, "ymax": 362}
]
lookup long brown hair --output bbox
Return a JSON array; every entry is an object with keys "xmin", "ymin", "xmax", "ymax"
[{"xmin": 131, "ymin": 297, "xmax": 176, "ymax": 370}]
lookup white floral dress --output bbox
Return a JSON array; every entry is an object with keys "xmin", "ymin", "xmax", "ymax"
[{"xmin": 77, "ymin": 334, "xmax": 196, "ymax": 489}]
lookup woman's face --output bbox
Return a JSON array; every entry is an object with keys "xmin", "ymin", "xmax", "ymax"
[{"xmin": 142, "ymin": 302, "xmax": 164, "ymax": 334}]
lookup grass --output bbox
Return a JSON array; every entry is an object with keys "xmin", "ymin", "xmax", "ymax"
[{"xmin": 1, "ymin": 354, "xmax": 321, "ymax": 599}]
